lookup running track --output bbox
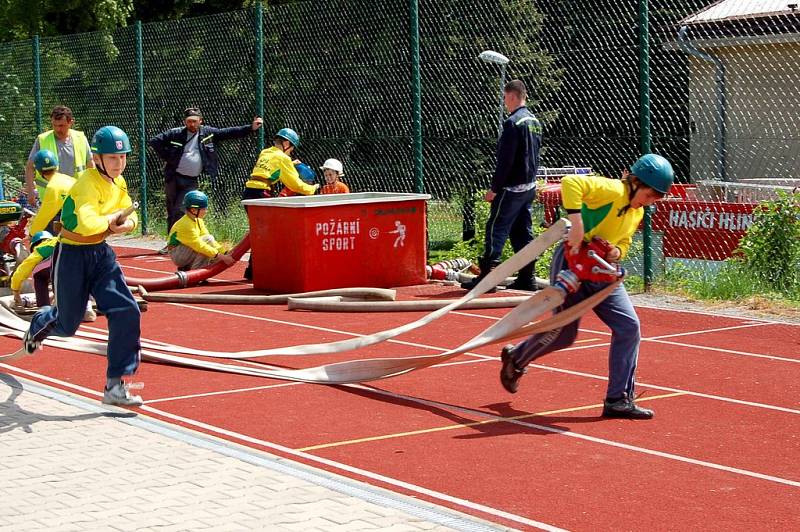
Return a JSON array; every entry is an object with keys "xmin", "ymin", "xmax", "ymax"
[{"xmin": 2, "ymin": 245, "xmax": 798, "ymax": 531}]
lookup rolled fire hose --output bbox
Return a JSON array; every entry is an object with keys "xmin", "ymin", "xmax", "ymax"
[
  {"xmin": 0, "ymin": 220, "xmax": 621, "ymax": 385},
  {"xmin": 138, "ymin": 286, "xmax": 397, "ymax": 305},
  {"xmin": 123, "ymin": 233, "xmax": 251, "ymax": 291},
  {"xmin": 287, "ymin": 295, "xmax": 531, "ymax": 312}
]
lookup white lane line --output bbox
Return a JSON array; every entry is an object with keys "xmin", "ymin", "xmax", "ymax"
[
  {"xmin": 145, "ymin": 382, "xmax": 301, "ymax": 403},
  {"xmin": 136, "ymin": 403, "xmax": 565, "ymax": 531},
  {"xmin": 160, "ymin": 302, "xmax": 493, "ymax": 358},
  {"xmin": 646, "ymin": 338, "xmax": 800, "ymax": 364},
  {"xmin": 633, "ymin": 302, "xmax": 800, "ymax": 327},
  {"xmin": 340, "ymin": 385, "xmax": 800, "ymax": 488},
  {"xmin": 138, "ymin": 391, "xmax": 800, "ymax": 490},
  {"xmin": 149, "ymin": 302, "xmax": 800, "ymax": 413},
  {"xmin": 6, "ymin": 375, "xmax": 529, "ymax": 532},
  {"xmin": 0, "ymin": 363, "xmax": 560, "ymax": 531},
  {"xmin": 646, "ymin": 322, "xmax": 771, "ymax": 340},
  {"xmin": 4, "ymin": 349, "xmax": 800, "ymax": 493},
  {"xmin": 522, "ymin": 363, "xmax": 800, "ymax": 415}
]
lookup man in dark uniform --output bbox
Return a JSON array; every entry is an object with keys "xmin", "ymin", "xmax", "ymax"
[{"xmin": 462, "ymin": 79, "xmax": 543, "ymax": 292}]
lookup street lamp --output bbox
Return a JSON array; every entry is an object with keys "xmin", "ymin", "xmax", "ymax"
[{"xmin": 479, "ymin": 50, "xmax": 510, "ymax": 138}]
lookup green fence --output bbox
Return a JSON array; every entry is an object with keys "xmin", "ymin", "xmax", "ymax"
[{"xmin": 1, "ymin": 0, "xmax": 798, "ymax": 297}]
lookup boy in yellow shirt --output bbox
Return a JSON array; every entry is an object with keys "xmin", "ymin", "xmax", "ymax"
[
  {"xmin": 499, "ymin": 154, "xmax": 675, "ymax": 420},
  {"xmin": 242, "ymin": 128, "xmax": 318, "ymax": 279},
  {"xmin": 20, "ymin": 125, "xmax": 143, "ymax": 407},
  {"xmin": 167, "ymin": 191, "xmax": 235, "ymax": 271},
  {"xmin": 28, "ymin": 149, "xmax": 77, "ymax": 235}
]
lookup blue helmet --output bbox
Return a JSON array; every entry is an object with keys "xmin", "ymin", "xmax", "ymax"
[
  {"xmin": 91, "ymin": 126, "xmax": 131, "ymax": 154},
  {"xmin": 31, "ymin": 230, "xmax": 53, "ymax": 248},
  {"xmin": 274, "ymin": 128, "xmax": 300, "ymax": 148},
  {"xmin": 33, "ymin": 149, "xmax": 59, "ymax": 172},
  {"xmin": 630, "ymin": 154, "xmax": 674, "ymax": 194},
  {"xmin": 183, "ymin": 190, "xmax": 209, "ymax": 210},
  {"xmin": 296, "ymin": 163, "xmax": 316, "ymax": 184}
]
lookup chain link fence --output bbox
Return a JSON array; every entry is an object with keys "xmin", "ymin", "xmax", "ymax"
[{"xmin": 0, "ymin": 0, "xmax": 798, "ymax": 297}]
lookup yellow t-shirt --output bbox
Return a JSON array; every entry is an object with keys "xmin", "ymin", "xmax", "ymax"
[
  {"xmin": 168, "ymin": 214, "xmax": 224, "ymax": 258},
  {"xmin": 10, "ymin": 236, "xmax": 58, "ymax": 291},
  {"xmin": 246, "ymin": 147, "xmax": 316, "ymax": 195},
  {"xmin": 29, "ymin": 172, "xmax": 76, "ymax": 235},
  {"xmin": 561, "ymin": 174, "xmax": 643, "ymax": 258},
  {"xmin": 59, "ymin": 168, "xmax": 138, "ymax": 246}
]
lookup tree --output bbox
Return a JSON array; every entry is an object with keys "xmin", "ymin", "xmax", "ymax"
[{"xmin": 0, "ymin": 0, "xmax": 133, "ymax": 42}]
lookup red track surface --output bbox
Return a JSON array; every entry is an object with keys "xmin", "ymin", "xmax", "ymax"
[{"xmin": 2, "ymin": 245, "xmax": 799, "ymax": 531}]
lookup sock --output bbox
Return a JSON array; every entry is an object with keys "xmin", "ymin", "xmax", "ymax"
[{"xmin": 106, "ymin": 377, "xmax": 122, "ymax": 390}]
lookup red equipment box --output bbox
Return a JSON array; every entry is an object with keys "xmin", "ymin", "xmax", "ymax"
[{"xmin": 242, "ymin": 192, "xmax": 431, "ymax": 293}]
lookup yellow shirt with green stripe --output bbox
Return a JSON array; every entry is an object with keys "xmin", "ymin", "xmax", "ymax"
[
  {"xmin": 59, "ymin": 168, "xmax": 138, "ymax": 246},
  {"xmin": 561, "ymin": 174, "xmax": 643, "ymax": 259},
  {"xmin": 246, "ymin": 147, "xmax": 316, "ymax": 195},
  {"xmin": 168, "ymin": 215, "xmax": 224, "ymax": 258},
  {"xmin": 10, "ymin": 236, "xmax": 58, "ymax": 291},
  {"xmin": 29, "ymin": 172, "xmax": 76, "ymax": 235}
]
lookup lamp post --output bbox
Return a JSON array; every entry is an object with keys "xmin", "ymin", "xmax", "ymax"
[{"xmin": 479, "ymin": 50, "xmax": 510, "ymax": 138}]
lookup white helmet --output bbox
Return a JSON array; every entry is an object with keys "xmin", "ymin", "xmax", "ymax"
[{"xmin": 320, "ymin": 158, "xmax": 344, "ymax": 175}]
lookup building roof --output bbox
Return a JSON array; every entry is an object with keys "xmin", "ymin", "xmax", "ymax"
[{"xmin": 683, "ymin": 0, "xmax": 799, "ymax": 24}]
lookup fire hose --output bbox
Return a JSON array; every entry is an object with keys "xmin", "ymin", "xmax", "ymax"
[
  {"xmin": 138, "ymin": 286, "xmax": 396, "ymax": 305},
  {"xmin": 0, "ymin": 219, "xmax": 624, "ymax": 385},
  {"xmin": 123, "ymin": 233, "xmax": 251, "ymax": 291}
]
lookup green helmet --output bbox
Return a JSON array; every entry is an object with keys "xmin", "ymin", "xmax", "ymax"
[
  {"xmin": 31, "ymin": 230, "xmax": 54, "ymax": 248},
  {"xmin": 183, "ymin": 190, "xmax": 209, "ymax": 210},
  {"xmin": 91, "ymin": 126, "xmax": 131, "ymax": 154},
  {"xmin": 33, "ymin": 149, "xmax": 59, "ymax": 172},
  {"xmin": 630, "ymin": 154, "xmax": 674, "ymax": 194},
  {"xmin": 274, "ymin": 128, "xmax": 300, "ymax": 148}
]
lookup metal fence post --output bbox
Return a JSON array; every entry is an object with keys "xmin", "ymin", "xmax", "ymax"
[
  {"xmin": 638, "ymin": 0, "xmax": 653, "ymax": 289},
  {"xmin": 409, "ymin": 0, "xmax": 424, "ymax": 194},
  {"xmin": 33, "ymin": 35, "xmax": 42, "ymax": 133},
  {"xmin": 255, "ymin": 2, "xmax": 265, "ymax": 151},
  {"xmin": 136, "ymin": 20, "xmax": 148, "ymax": 234}
]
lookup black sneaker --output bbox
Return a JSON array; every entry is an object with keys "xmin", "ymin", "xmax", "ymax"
[
  {"xmin": 22, "ymin": 329, "xmax": 42, "ymax": 356},
  {"xmin": 507, "ymin": 280, "xmax": 538, "ymax": 291},
  {"xmin": 499, "ymin": 344, "xmax": 526, "ymax": 393},
  {"xmin": 602, "ymin": 396, "xmax": 654, "ymax": 420},
  {"xmin": 460, "ymin": 276, "xmax": 497, "ymax": 294}
]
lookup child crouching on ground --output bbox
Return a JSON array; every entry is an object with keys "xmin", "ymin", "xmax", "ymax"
[
  {"xmin": 167, "ymin": 190, "xmax": 235, "ymax": 271},
  {"xmin": 320, "ymin": 158, "xmax": 349, "ymax": 195}
]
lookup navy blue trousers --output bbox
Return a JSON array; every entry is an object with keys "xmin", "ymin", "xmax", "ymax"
[
  {"xmin": 483, "ymin": 188, "xmax": 537, "ymax": 262},
  {"xmin": 28, "ymin": 242, "xmax": 141, "ymax": 379}
]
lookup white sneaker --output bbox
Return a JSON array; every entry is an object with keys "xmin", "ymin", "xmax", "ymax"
[
  {"xmin": 83, "ymin": 308, "xmax": 97, "ymax": 322},
  {"xmin": 157, "ymin": 245, "xmax": 169, "ymax": 255},
  {"xmin": 22, "ymin": 329, "xmax": 42, "ymax": 356},
  {"xmin": 102, "ymin": 382, "xmax": 144, "ymax": 406}
]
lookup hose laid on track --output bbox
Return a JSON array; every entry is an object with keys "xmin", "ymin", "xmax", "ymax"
[
  {"xmin": 0, "ymin": 220, "xmax": 623, "ymax": 386},
  {"xmin": 287, "ymin": 295, "xmax": 531, "ymax": 312},
  {"xmin": 123, "ymin": 234, "xmax": 251, "ymax": 291},
  {"xmin": 1, "ymin": 220, "xmax": 569, "ymax": 362},
  {"xmin": 138, "ymin": 286, "xmax": 397, "ymax": 305}
]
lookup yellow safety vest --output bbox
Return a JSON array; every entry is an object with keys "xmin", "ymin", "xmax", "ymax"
[{"xmin": 35, "ymin": 129, "xmax": 88, "ymax": 197}]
